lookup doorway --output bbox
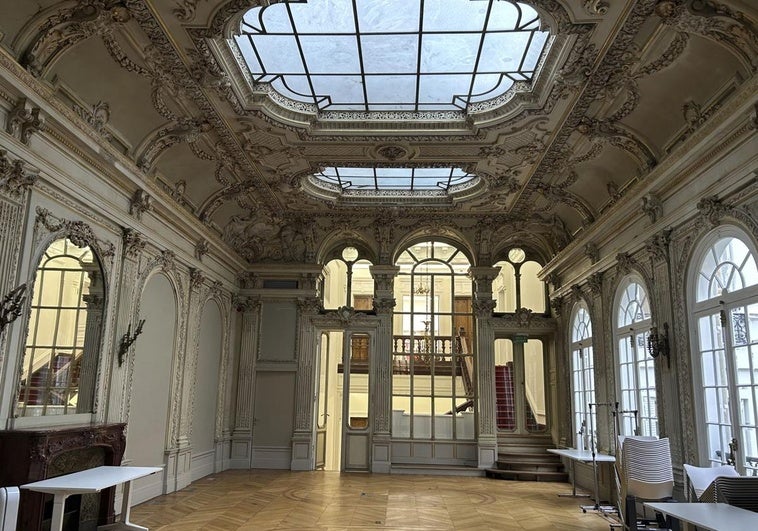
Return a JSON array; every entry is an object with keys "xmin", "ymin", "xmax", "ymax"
[
  {"xmin": 315, "ymin": 330, "xmax": 372, "ymax": 471},
  {"xmin": 494, "ymin": 337, "xmax": 548, "ymax": 434}
]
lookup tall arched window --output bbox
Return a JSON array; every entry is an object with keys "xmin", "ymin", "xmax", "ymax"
[
  {"xmin": 614, "ymin": 277, "xmax": 657, "ymax": 437},
  {"xmin": 493, "ymin": 248, "xmax": 546, "ymax": 313},
  {"xmin": 392, "ymin": 240, "xmax": 474, "ymax": 441},
  {"xmin": 571, "ymin": 302, "xmax": 595, "ymax": 450},
  {"xmin": 691, "ymin": 230, "xmax": 758, "ymax": 474}
]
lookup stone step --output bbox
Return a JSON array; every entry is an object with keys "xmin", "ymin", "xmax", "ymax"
[
  {"xmin": 494, "ymin": 460, "xmax": 563, "ymax": 472},
  {"xmin": 485, "ymin": 468, "xmax": 569, "ymax": 482},
  {"xmin": 496, "ymin": 452, "xmax": 562, "ymax": 463}
]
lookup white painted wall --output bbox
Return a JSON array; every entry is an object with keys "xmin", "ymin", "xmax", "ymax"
[
  {"xmin": 125, "ymin": 273, "xmax": 176, "ymax": 502},
  {"xmin": 191, "ymin": 300, "xmax": 223, "ymax": 479}
]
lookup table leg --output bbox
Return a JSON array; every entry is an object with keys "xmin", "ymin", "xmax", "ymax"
[
  {"xmin": 98, "ymin": 481, "xmax": 147, "ymax": 531},
  {"xmin": 558, "ymin": 459, "xmax": 590, "ymax": 498},
  {"xmin": 50, "ymin": 494, "xmax": 68, "ymax": 531}
]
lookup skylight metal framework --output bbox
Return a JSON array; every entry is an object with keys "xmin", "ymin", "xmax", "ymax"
[
  {"xmin": 315, "ymin": 166, "xmax": 476, "ymax": 192},
  {"xmin": 235, "ymin": 0, "xmax": 548, "ymax": 112}
]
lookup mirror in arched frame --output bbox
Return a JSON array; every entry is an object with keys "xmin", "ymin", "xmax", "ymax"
[{"xmin": 16, "ymin": 238, "xmax": 105, "ymax": 418}]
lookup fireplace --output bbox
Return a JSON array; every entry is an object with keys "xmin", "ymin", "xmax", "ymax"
[{"xmin": 0, "ymin": 423, "xmax": 126, "ymax": 531}]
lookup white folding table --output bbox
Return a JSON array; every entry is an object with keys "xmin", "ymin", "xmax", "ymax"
[
  {"xmin": 547, "ymin": 448, "xmax": 616, "ymax": 496},
  {"xmin": 21, "ymin": 465, "xmax": 162, "ymax": 531},
  {"xmin": 644, "ymin": 502, "xmax": 758, "ymax": 530}
]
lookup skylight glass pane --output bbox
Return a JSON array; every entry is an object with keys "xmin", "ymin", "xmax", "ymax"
[
  {"xmin": 314, "ymin": 166, "xmax": 476, "ymax": 194},
  {"xmin": 478, "ymin": 32, "xmax": 531, "ymax": 72},
  {"xmin": 357, "ymin": 0, "xmax": 420, "ymax": 33},
  {"xmin": 361, "ymin": 35, "xmax": 418, "ymax": 73},
  {"xmin": 236, "ymin": 0, "xmax": 549, "ymax": 112},
  {"xmin": 423, "ymin": 0, "xmax": 488, "ymax": 32},
  {"xmin": 290, "ymin": 0, "xmax": 355, "ymax": 33},
  {"xmin": 421, "ymin": 33, "xmax": 481, "ymax": 73}
]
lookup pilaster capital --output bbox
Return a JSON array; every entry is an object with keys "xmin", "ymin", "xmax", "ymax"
[
  {"xmin": 369, "ymin": 265, "xmax": 400, "ymax": 295},
  {"xmin": 468, "ymin": 266, "xmax": 501, "ymax": 295},
  {"xmin": 233, "ymin": 295, "xmax": 261, "ymax": 314},
  {"xmin": 373, "ymin": 297, "xmax": 396, "ymax": 315},
  {"xmin": 297, "ymin": 296, "xmax": 323, "ymax": 315},
  {"xmin": 472, "ymin": 298, "xmax": 497, "ymax": 318}
]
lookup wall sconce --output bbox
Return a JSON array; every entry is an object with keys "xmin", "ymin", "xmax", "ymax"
[
  {"xmin": 118, "ymin": 319, "xmax": 145, "ymax": 367},
  {"xmin": 0, "ymin": 284, "xmax": 27, "ymax": 334},
  {"xmin": 647, "ymin": 322, "xmax": 670, "ymax": 368}
]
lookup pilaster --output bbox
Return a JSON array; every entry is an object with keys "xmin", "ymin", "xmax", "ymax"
[
  {"xmin": 291, "ymin": 295, "xmax": 322, "ymax": 470},
  {"xmin": 230, "ymin": 296, "xmax": 261, "ymax": 468},
  {"xmin": 469, "ymin": 266, "xmax": 499, "ymax": 468},
  {"xmin": 369, "ymin": 264, "xmax": 399, "ymax": 473}
]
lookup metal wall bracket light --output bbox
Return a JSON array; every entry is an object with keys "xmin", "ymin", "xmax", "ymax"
[
  {"xmin": 0, "ymin": 284, "xmax": 27, "ymax": 334},
  {"xmin": 118, "ymin": 319, "xmax": 145, "ymax": 367},
  {"xmin": 647, "ymin": 322, "xmax": 670, "ymax": 368}
]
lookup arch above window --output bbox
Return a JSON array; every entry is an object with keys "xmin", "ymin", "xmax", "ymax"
[
  {"xmin": 695, "ymin": 234, "xmax": 758, "ymax": 303},
  {"xmin": 616, "ymin": 277, "xmax": 652, "ymax": 328},
  {"xmin": 571, "ymin": 303, "xmax": 592, "ymax": 343}
]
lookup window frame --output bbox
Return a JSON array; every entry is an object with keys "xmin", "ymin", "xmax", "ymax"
[{"xmin": 570, "ymin": 301, "xmax": 595, "ymax": 451}]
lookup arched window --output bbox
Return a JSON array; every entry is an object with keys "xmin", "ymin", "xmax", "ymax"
[
  {"xmin": 614, "ymin": 277, "xmax": 657, "ymax": 437},
  {"xmin": 691, "ymin": 230, "xmax": 758, "ymax": 474},
  {"xmin": 16, "ymin": 238, "xmax": 105, "ymax": 418},
  {"xmin": 322, "ymin": 246, "xmax": 374, "ymax": 310},
  {"xmin": 493, "ymin": 247, "xmax": 546, "ymax": 313},
  {"xmin": 392, "ymin": 240, "xmax": 474, "ymax": 441},
  {"xmin": 571, "ymin": 302, "xmax": 595, "ymax": 450}
]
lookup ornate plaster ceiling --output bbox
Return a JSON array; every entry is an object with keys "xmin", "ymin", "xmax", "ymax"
[{"xmin": 0, "ymin": 0, "xmax": 755, "ymax": 265}]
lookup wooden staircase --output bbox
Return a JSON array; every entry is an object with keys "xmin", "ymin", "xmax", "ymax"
[{"xmin": 485, "ymin": 435, "xmax": 568, "ymax": 482}]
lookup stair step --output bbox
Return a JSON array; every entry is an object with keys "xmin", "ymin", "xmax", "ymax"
[
  {"xmin": 496, "ymin": 452, "xmax": 561, "ymax": 461},
  {"xmin": 485, "ymin": 468, "xmax": 569, "ymax": 482}
]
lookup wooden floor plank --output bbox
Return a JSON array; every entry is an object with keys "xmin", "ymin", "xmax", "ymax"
[{"xmin": 129, "ymin": 470, "xmax": 616, "ymax": 530}]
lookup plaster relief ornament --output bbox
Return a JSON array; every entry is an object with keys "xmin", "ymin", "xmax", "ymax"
[{"xmin": 222, "ymin": 209, "xmax": 308, "ymax": 263}]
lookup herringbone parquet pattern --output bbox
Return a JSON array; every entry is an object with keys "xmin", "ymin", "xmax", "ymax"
[{"xmin": 130, "ymin": 470, "xmax": 614, "ymax": 530}]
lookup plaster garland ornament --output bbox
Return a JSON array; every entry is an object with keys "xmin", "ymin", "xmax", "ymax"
[
  {"xmin": 0, "ymin": 284, "xmax": 27, "ymax": 334},
  {"xmin": 588, "ymin": 271, "xmax": 603, "ymax": 296},
  {"xmin": 121, "ymin": 227, "xmax": 146, "ymax": 258},
  {"xmin": 34, "ymin": 206, "xmax": 116, "ymax": 262},
  {"xmin": 615, "ymin": 252, "xmax": 635, "ymax": 275},
  {"xmin": 189, "ymin": 267, "xmax": 205, "ymax": 292},
  {"xmin": 209, "ymin": 280, "xmax": 224, "ymax": 299},
  {"xmin": 696, "ymin": 194, "xmax": 728, "ymax": 227},
  {"xmin": 129, "ymin": 189, "xmax": 153, "ymax": 220},
  {"xmin": 158, "ymin": 249, "xmax": 176, "ymax": 271},
  {"xmin": 584, "ymin": 0, "xmax": 610, "ymax": 15},
  {"xmin": 513, "ymin": 307, "xmax": 534, "ymax": 326},
  {"xmin": 6, "ymin": 99, "xmax": 45, "ymax": 145},
  {"xmin": 0, "ymin": 150, "xmax": 38, "ymax": 200},
  {"xmin": 72, "ymin": 100, "xmax": 112, "ymax": 140},
  {"xmin": 173, "ymin": 0, "xmax": 209, "ymax": 23},
  {"xmin": 549, "ymin": 296, "xmax": 564, "ymax": 317},
  {"xmin": 646, "ymin": 229, "xmax": 672, "ymax": 263}
]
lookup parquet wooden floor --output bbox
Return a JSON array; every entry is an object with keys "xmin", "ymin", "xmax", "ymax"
[{"xmin": 130, "ymin": 470, "xmax": 616, "ymax": 530}]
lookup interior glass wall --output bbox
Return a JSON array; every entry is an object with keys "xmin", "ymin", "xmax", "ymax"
[{"xmin": 391, "ymin": 241, "xmax": 474, "ymax": 440}]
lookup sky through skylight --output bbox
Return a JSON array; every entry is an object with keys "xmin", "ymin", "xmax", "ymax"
[
  {"xmin": 314, "ymin": 166, "xmax": 476, "ymax": 192},
  {"xmin": 234, "ymin": 0, "xmax": 548, "ymax": 112}
]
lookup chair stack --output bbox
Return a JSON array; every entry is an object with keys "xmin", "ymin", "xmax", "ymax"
[
  {"xmin": 616, "ymin": 437, "xmax": 675, "ymax": 530},
  {"xmin": 700, "ymin": 476, "xmax": 758, "ymax": 512}
]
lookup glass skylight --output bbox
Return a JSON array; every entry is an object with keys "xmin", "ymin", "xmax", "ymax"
[
  {"xmin": 234, "ymin": 0, "xmax": 548, "ymax": 112},
  {"xmin": 315, "ymin": 166, "xmax": 476, "ymax": 192}
]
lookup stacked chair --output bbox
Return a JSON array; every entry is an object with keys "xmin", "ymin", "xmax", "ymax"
[
  {"xmin": 615, "ymin": 437, "xmax": 677, "ymax": 530},
  {"xmin": 684, "ymin": 463, "xmax": 758, "ymax": 513}
]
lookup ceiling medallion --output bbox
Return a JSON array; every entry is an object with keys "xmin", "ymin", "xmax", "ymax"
[{"xmin": 376, "ymin": 145, "xmax": 409, "ymax": 161}]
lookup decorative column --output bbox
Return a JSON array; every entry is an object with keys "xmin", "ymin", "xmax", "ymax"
[
  {"xmin": 77, "ymin": 290, "xmax": 104, "ymax": 414},
  {"xmin": 369, "ymin": 265, "xmax": 399, "ymax": 473},
  {"xmin": 469, "ymin": 266, "xmax": 500, "ymax": 469},
  {"xmin": 230, "ymin": 296, "xmax": 261, "ymax": 468},
  {"xmin": 290, "ymin": 295, "xmax": 322, "ymax": 470}
]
